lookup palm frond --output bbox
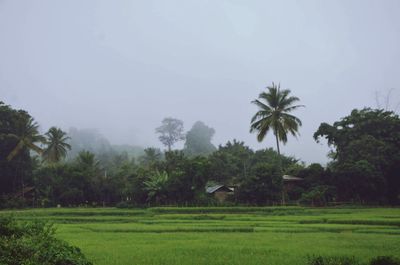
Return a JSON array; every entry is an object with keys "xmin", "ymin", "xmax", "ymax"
[{"xmin": 6, "ymin": 140, "xmax": 24, "ymax": 161}]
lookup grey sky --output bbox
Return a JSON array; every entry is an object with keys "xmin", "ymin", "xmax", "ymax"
[{"xmin": 1, "ymin": 0, "xmax": 399, "ymax": 164}]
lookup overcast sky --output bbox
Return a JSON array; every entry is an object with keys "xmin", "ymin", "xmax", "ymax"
[{"xmin": 1, "ymin": 0, "xmax": 399, "ymax": 164}]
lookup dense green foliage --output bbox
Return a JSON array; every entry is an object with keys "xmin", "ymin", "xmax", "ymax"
[
  {"xmin": 0, "ymin": 102, "xmax": 39, "ymax": 196},
  {"xmin": 0, "ymin": 216, "xmax": 92, "ymax": 265},
  {"xmin": 1, "ymin": 99, "xmax": 400, "ymax": 208},
  {"xmin": 314, "ymin": 108, "xmax": 400, "ymax": 204},
  {"xmin": 1, "ymin": 207, "xmax": 399, "ymax": 265}
]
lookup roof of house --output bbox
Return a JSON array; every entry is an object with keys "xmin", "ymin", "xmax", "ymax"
[
  {"xmin": 13, "ymin": 186, "xmax": 35, "ymax": 198},
  {"xmin": 282, "ymin": 175, "xmax": 303, "ymax": 181},
  {"xmin": 206, "ymin": 185, "xmax": 234, "ymax": 194}
]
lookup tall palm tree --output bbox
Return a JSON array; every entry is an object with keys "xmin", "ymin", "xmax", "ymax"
[
  {"xmin": 42, "ymin": 127, "xmax": 71, "ymax": 163},
  {"xmin": 250, "ymin": 83, "xmax": 303, "ymax": 205},
  {"xmin": 250, "ymin": 83, "xmax": 304, "ymax": 157},
  {"xmin": 7, "ymin": 117, "xmax": 45, "ymax": 161}
]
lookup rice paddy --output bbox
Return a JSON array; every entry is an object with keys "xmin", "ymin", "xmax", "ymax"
[{"xmin": 1, "ymin": 207, "xmax": 400, "ymax": 265}]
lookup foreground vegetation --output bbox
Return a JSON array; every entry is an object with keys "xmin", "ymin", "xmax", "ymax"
[
  {"xmin": 0, "ymin": 216, "xmax": 92, "ymax": 265},
  {"xmin": 2, "ymin": 207, "xmax": 400, "ymax": 265}
]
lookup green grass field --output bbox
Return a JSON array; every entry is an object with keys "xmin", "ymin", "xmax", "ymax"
[{"xmin": 1, "ymin": 207, "xmax": 400, "ymax": 265}]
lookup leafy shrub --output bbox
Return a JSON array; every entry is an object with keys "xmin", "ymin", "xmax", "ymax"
[
  {"xmin": 0, "ymin": 195, "xmax": 27, "ymax": 209},
  {"xmin": 307, "ymin": 255, "xmax": 359, "ymax": 265},
  {"xmin": 370, "ymin": 256, "xmax": 400, "ymax": 265},
  {"xmin": 307, "ymin": 255, "xmax": 400, "ymax": 265},
  {"xmin": 299, "ymin": 185, "xmax": 336, "ymax": 206},
  {"xmin": 115, "ymin": 201, "xmax": 134, "ymax": 208},
  {"xmin": 0, "ymin": 216, "xmax": 92, "ymax": 265}
]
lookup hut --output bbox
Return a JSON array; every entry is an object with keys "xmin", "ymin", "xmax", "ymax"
[
  {"xmin": 206, "ymin": 185, "xmax": 234, "ymax": 202},
  {"xmin": 282, "ymin": 175, "xmax": 303, "ymax": 191}
]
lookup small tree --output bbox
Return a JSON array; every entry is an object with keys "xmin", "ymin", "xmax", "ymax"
[
  {"xmin": 143, "ymin": 170, "xmax": 169, "ymax": 204},
  {"xmin": 156, "ymin": 117, "xmax": 185, "ymax": 151}
]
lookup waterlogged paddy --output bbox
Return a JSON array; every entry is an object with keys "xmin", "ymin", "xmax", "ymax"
[{"xmin": 2, "ymin": 207, "xmax": 400, "ymax": 265}]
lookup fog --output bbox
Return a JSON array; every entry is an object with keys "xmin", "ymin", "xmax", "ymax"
[{"xmin": 1, "ymin": 0, "xmax": 399, "ymax": 164}]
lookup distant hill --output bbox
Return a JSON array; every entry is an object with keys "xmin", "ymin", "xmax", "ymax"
[{"xmin": 67, "ymin": 127, "xmax": 144, "ymax": 160}]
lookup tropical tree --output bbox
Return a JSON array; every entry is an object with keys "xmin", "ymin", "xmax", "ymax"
[
  {"xmin": 139, "ymin": 148, "xmax": 162, "ymax": 168},
  {"xmin": 75, "ymin": 150, "xmax": 100, "ymax": 171},
  {"xmin": 250, "ymin": 83, "xmax": 303, "ymax": 156},
  {"xmin": 7, "ymin": 117, "xmax": 45, "ymax": 161},
  {"xmin": 1, "ymin": 102, "xmax": 42, "ymax": 195},
  {"xmin": 314, "ymin": 108, "xmax": 400, "ymax": 204},
  {"xmin": 184, "ymin": 121, "xmax": 216, "ymax": 156},
  {"xmin": 156, "ymin": 117, "xmax": 185, "ymax": 151},
  {"xmin": 73, "ymin": 150, "xmax": 102, "ymax": 203},
  {"xmin": 143, "ymin": 170, "xmax": 169, "ymax": 204},
  {"xmin": 42, "ymin": 127, "xmax": 71, "ymax": 163}
]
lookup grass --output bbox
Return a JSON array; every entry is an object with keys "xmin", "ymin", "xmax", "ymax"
[{"xmin": 1, "ymin": 206, "xmax": 400, "ymax": 265}]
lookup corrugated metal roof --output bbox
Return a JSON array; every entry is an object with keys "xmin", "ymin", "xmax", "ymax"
[
  {"xmin": 282, "ymin": 175, "xmax": 303, "ymax": 181},
  {"xmin": 206, "ymin": 185, "xmax": 234, "ymax": 193}
]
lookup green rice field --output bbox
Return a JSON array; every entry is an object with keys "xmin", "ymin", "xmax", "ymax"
[{"xmin": 1, "ymin": 207, "xmax": 400, "ymax": 265}]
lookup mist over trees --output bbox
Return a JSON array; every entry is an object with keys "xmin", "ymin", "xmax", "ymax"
[
  {"xmin": 156, "ymin": 118, "xmax": 185, "ymax": 151},
  {"xmin": 184, "ymin": 121, "xmax": 217, "ymax": 157},
  {"xmin": 67, "ymin": 127, "xmax": 144, "ymax": 164},
  {"xmin": 1, "ymin": 92, "xmax": 400, "ymax": 208},
  {"xmin": 67, "ymin": 128, "xmax": 113, "ymax": 158}
]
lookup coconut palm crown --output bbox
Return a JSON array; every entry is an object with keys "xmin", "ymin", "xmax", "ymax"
[
  {"xmin": 250, "ymin": 83, "xmax": 304, "ymax": 155},
  {"xmin": 42, "ymin": 127, "xmax": 71, "ymax": 163}
]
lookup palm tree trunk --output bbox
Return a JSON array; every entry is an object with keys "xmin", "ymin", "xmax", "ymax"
[
  {"xmin": 275, "ymin": 134, "xmax": 280, "ymax": 156},
  {"xmin": 275, "ymin": 134, "xmax": 285, "ymax": 206}
]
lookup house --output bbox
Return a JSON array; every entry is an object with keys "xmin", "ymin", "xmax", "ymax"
[
  {"xmin": 282, "ymin": 175, "xmax": 303, "ymax": 191},
  {"xmin": 206, "ymin": 185, "xmax": 234, "ymax": 202},
  {"xmin": 13, "ymin": 186, "xmax": 35, "ymax": 199}
]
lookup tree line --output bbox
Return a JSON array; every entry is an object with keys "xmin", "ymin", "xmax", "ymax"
[{"xmin": 1, "ymin": 83, "xmax": 399, "ymax": 207}]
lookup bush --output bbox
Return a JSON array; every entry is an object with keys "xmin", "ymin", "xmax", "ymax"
[
  {"xmin": 0, "ymin": 195, "xmax": 27, "ymax": 209},
  {"xmin": 370, "ymin": 256, "xmax": 400, "ymax": 265},
  {"xmin": 307, "ymin": 255, "xmax": 359, "ymax": 265},
  {"xmin": 300, "ymin": 185, "xmax": 336, "ymax": 206},
  {"xmin": 0, "ymin": 216, "xmax": 92, "ymax": 265},
  {"xmin": 307, "ymin": 255, "xmax": 400, "ymax": 265},
  {"xmin": 115, "ymin": 201, "xmax": 135, "ymax": 208}
]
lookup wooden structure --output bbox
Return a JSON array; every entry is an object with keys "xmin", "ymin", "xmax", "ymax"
[
  {"xmin": 282, "ymin": 175, "xmax": 303, "ymax": 204},
  {"xmin": 282, "ymin": 175, "xmax": 303, "ymax": 191},
  {"xmin": 206, "ymin": 185, "xmax": 234, "ymax": 202}
]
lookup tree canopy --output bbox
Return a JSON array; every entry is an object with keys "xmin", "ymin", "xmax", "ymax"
[
  {"xmin": 184, "ymin": 121, "xmax": 216, "ymax": 157},
  {"xmin": 155, "ymin": 117, "xmax": 185, "ymax": 151},
  {"xmin": 314, "ymin": 108, "xmax": 400, "ymax": 204}
]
